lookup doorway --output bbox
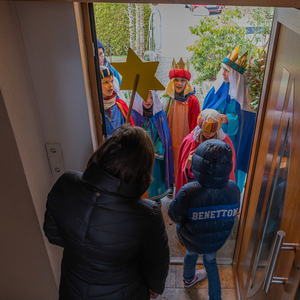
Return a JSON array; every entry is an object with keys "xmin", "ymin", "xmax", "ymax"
[
  {"xmin": 87, "ymin": 3, "xmax": 275, "ymax": 266},
  {"xmin": 76, "ymin": 2, "xmax": 300, "ymax": 299}
]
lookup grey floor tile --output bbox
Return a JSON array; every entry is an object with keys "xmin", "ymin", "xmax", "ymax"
[
  {"xmin": 221, "ymin": 288, "xmax": 238, "ymax": 300},
  {"xmin": 157, "ymin": 288, "xmax": 209, "ymax": 300},
  {"xmin": 218, "ymin": 265, "xmax": 236, "ymax": 289},
  {"xmin": 165, "ymin": 265, "xmax": 176, "ymax": 288},
  {"xmin": 157, "ymin": 287, "xmax": 238, "ymax": 300},
  {"xmin": 158, "ymin": 264, "xmax": 238, "ymax": 299}
]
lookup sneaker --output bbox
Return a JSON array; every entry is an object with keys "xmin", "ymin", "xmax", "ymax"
[{"xmin": 184, "ymin": 269, "xmax": 207, "ymax": 288}]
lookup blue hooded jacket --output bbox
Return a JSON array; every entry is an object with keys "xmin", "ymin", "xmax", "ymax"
[
  {"xmin": 168, "ymin": 139, "xmax": 240, "ymax": 254},
  {"xmin": 97, "ymin": 39, "xmax": 122, "ymax": 86}
]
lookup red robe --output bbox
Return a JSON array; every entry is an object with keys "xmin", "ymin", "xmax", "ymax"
[
  {"xmin": 165, "ymin": 94, "xmax": 200, "ymax": 132},
  {"xmin": 115, "ymin": 98, "xmax": 135, "ymax": 126},
  {"xmin": 165, "ymin": 94, "xmax": 200, "ymax": 177},
  {"xmin": 187, "ymin": 94, "xmax": 201, "ymax": 132},
  {"xmin": 175, "ymin": 131, "xmax": 236, "ymax": 196}
]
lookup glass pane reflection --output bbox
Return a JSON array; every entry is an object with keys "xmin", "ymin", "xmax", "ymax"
[
  {"xmin": 251, "ymin": 78, "xmax": 294, "ymax": 289},
  {"xmin": 244, "ymin": 68, "xmax": 290, "ymax": 291}
]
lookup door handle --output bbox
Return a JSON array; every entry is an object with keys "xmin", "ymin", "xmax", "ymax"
[{"xmin": 263, "ymin": 230, "xmax": 297, "ymax": 293}]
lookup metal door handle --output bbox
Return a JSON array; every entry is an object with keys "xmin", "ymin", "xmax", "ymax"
[{"xmin": 263, "ymin": 230, "xmax": 297, "ymax": 293}]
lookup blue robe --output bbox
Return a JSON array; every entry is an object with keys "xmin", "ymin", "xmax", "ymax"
[
  {"xmin": 105, "ymin": 101, "xmax": 127, "ymax": 136},
  {"xmin": 132, "ymin": 110, "xmax": 175, "ymax": 200},
  {"xmin": 203, "ymin": 82, "xmax": 256, "ymax": 192}
]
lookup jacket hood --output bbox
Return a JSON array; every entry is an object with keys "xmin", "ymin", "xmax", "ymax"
[
  {"xmin": 82, "ymin": 163, "xmax": 144, "ymax": 198},
  {"xmin": 192, "ymin": 139, "xmax": 233, "ymax": 188}
]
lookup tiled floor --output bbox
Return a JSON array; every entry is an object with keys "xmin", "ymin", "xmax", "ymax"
[{"xmin": 157, "ymin": 264, "xmax": 238, "ymax": 300}]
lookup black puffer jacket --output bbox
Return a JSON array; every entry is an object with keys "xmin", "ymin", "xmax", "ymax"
[
  {"xmin": 168, "ymin": 139, "xmax": 240, "ymax": 254},
  {"xmin": 44, "ymin": 163, "xmax": 169, "ymax": 300}
]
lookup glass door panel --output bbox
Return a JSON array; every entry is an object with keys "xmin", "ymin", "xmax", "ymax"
[
  {"xmin": 242, "ymin": 68, "xmax": 291, "ymax": 295},
  {"xmin": 246, "ymin": 76, "xmax": 294, "ymax": 297}
]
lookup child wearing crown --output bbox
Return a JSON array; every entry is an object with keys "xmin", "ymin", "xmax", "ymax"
[
  {"xmin": 131, "ymin": 91, "xmax": 175, "ymax": 204},
  {"xmin": 175, "ymin": 109, "xmax": 236, "ymax": 196},
  {"xmin": 100, "ymin": 65, "xmax": 134, "ymax": 136},
  {"xmin": 202, "ymin": 46, "xmax": 256, "ymax": 192},
  {"xmin": 161, "ymin": 58, "xmax": 200, "ymax": 196}
]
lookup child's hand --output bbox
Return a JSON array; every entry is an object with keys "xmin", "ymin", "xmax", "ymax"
[
  {"xmin": 149, "ymin": 289, "xmax": 158, "ymax": 298},
  {"xmin": 186, "ymin": 154, "xmax": 193, "ymax": 169},
  {"xmin": 220, "ymin": 113, "xmax": 228, "ymax": 124}
]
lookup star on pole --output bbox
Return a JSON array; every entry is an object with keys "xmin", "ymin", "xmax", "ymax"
[{"xmin": 112, "ymin": 48, "xmax": 165, "ymax": 103}]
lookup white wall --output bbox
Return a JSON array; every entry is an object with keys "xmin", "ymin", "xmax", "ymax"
[
  {"xmin": 0, "ymin": 1, "xmax": 94, "ymax": 297},
  {"xmin": 16, "ymin": 1, "xmax": 94, "ymax": 174},
  {"xmin": 158, "ymin": 4, "xmax": 208, "ymax": 57}
]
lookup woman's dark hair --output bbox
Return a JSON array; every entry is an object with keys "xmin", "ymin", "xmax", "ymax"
[{"xmin": 88, "ymin": 125, "xmax": 155, "ymax": 192}]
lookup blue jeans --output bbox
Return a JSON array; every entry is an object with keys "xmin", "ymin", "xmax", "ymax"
[{"xmin": 183, "ymin": 250, "xmax": 221, "ymax": 300}]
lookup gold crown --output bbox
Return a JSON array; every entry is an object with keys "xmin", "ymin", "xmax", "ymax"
[
  {"xmin": 228, "ymin": 45, "xmax": 239, "ymax": 61},
  {"xmin": 224, "ymin": 46, "xmax": 248, "ymax": 73},
  {"xmin": 171, "ymin": 58, "xmax": 189, "ymax": 71},
  {"xmin": 236, "ymin": 51, "xmax": 248, "ymax": 69}
]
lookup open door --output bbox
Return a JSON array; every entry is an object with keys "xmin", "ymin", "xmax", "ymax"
[{"xmin": 234, "ymin": 7, "xmax": 300, "ymax": 300}]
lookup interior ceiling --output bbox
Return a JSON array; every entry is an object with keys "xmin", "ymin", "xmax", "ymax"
[{"xmin": 1, "ymin": 0, "xmax": 299, "ymax": 9}]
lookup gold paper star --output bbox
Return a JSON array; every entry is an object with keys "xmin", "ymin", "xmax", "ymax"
[{"xmin": 112, "ymin": 48, "xmax": 165, "ymax": 102}]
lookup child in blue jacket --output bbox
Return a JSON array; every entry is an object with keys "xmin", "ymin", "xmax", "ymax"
[{"xmin": 168, "ymin": 139, "xmax": 240, "ymax": 300}]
